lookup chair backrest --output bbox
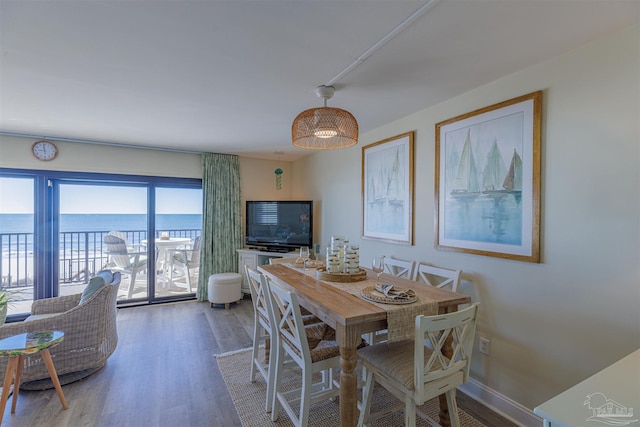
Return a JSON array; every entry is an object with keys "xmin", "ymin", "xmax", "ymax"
[
  {"xmin": 414, "ymin": 304, "xmax": 478, "ymax": 400},
  {"xmin": 189, "ymin": 236, "xmax": 201, "ymax": 265},
  {"xmin": 383, "ymin": 256, "xmax": 415, "ymax": 279},
  {"xmin": 107, "ymin": 230, "xmax": 129, "ymax": 246},
  {"xmin": 103, "ymin": 234, "xmax": 133, "ymax": 268},
  {"xmin": 267, "ymin": 278, "xmax": 310, "ymax": 366},
  {"xmin": 412, "ymin": 263, "xmax": 462, "ymax": 292},
  {"xmin": 245, "ymin": 266, "xmax": 273, "ymax": 332}
]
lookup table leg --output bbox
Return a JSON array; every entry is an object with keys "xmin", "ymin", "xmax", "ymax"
[
  {"xmin": 337, "ymin": 325, "xmax": 360, "ymax": 427},
  {"xmin": 438, "ymin": 306, "xmax": 458, "ymax": 427},
  {"xmin": 11, "ymin": 355, "xmax": 24, "ymax": 414},
  {"xmin": 40, "ymin": 349, "xmax": 68, "ymax": 410},
  {"xmin": 0, "ymin": 356, "xmax": 19, "ymax": 422}
]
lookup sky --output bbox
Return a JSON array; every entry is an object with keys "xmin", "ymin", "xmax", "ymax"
[{"xmin": 0, "ymin": 177, "xmax": 201, "ymax": 214}]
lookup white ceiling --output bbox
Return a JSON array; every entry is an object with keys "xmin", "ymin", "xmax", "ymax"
[{"xmin": 1, "ymin": 1, "xmax": 637, "ymax": 161}]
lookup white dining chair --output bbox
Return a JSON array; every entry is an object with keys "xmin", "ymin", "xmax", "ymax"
[
  {"xmin": 358, "ymin": 303, "xmax": 479, "ymax": 427},
  {"xmin": 383, "ymin": 256, "xmax": 415, "ymax": 279},
  {"xmin": 412, "ymin": 262, "xmax": 462, "ymax": 292},
  {"xmin": 267, "ymin": 277, "xmax": 346, "ymax": 427},
  {"xmin": 245, "ymin": 266, "xmax": 277, "ymax": 412},
  {"xmin": 245, "ymin": 266, "xmax": 324, "ymax": 413}
]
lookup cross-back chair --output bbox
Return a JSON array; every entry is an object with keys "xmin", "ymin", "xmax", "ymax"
[
  {"xmin": 267, "ymin": 278, "xmax": 344, "ymax": 427},
  {"xmin": 357, "ymin": 303, "xmax": 479, "ymax": 427},
  {"xmin": 412, "ymin": 263, "xmax": 462, "ymax": 293},
  {"xmin": 245, "ymin": 266, "xmax": 278, "ymax": 412},
  {"xmin": 383, "ymin": 256, "xmax": 415, "ymax": 279}
]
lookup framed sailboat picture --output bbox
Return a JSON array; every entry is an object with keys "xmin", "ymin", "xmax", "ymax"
[
  {"xmin": 435, "ymin": 91, "xmax": 542, "ymax": 262},
  {"xmin": 362, "ymin": 131, "xmax": 414, "ymax": 244}
]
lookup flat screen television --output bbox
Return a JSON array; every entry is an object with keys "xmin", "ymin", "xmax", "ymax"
[{"xmin": 245, "ymin": 200, "xmax": 313, "ymax": 252}]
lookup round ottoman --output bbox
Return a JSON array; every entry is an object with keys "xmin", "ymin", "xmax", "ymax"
[{"xmin": 208, "ymin": 273, "xmax": 242, "ymax": 309}]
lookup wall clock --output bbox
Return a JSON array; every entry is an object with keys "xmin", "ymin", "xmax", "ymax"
[{"xmin": 31, "ymin": 140, "xmax": 58, "ymax": 161}]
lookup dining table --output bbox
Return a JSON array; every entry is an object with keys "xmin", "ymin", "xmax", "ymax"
[{"xmin": 258, "ymin": 263, "xmax": 471, "ymax": 427}]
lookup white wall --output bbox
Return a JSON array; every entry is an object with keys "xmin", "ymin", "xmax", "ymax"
[
  {"xmin": 0, "ymin": 135, "xmax": 202, "ymax": 177},
  {"xmin": 239, "ymin": 157, "xmax": 293, "ymax": 202},
  {"xmin": 292, "ymin": 24, "xmax": 640, "ymax": 416},
  {"xmin": 0, "ymin": 138, "xmax": 296, "ymax": 204}
]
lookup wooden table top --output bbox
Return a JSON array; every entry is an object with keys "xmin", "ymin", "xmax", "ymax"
[{"xmin": 259, "ymin": 264, "xmax": 471, "ymax": 331}]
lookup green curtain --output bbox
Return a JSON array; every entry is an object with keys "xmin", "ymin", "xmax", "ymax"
[{"xmin": 197, "ymin": 153, "xmax": 242, "ymax": 301}]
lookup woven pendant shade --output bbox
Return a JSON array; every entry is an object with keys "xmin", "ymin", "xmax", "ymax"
[{"xmin": 292, "ymin": 86, "xmax": 358, "ymax": 150}]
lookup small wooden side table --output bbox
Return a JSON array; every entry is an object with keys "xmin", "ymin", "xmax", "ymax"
[{"xmin": 0, "ymin": 331, "xmax": 68, "ymax": 422}]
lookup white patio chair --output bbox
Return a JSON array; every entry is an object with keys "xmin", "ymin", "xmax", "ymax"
[
  {"xmin": 103, "ymin": 234, "xmax": 147, "ymax": 299},
  {"xmin": 168, "ymin": 236, "xmax": 201, "ymax": 292},
  {"xmin": 106, "ymin": 230, "xmax": 145, "ymax": 252}
]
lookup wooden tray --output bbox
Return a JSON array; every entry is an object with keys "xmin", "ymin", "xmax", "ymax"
[{"xmin": 315, "ymin": 267, "xmax": 367, "ymax": 282}]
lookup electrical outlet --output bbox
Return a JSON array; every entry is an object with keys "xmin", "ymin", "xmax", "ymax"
[{"xmin": 479, "ymin": 337, "xmax": 490, "ymax": 355}]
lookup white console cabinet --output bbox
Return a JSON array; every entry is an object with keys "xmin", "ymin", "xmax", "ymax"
[{"xmin": 237, "ymin": 249, "xmax": 298, "ymax": 295}]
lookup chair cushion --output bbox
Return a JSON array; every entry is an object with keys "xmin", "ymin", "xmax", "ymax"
[
  {"xmin": 358, "ymin": 339, "xmax": 439, "ymax": 391},
  {"xmin": 79, "ymin": 270, "xmax": 113, "ymax": 304}
]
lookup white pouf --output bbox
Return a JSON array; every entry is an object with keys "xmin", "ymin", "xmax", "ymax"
[{"xmin": 208, "ymin": 273, "xmax": 242, "ymax": 309}]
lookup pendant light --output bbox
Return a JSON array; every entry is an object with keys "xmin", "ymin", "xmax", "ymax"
[{"xmin": 291, "ymin": 85, "xmax": 358, "ymax": 150}]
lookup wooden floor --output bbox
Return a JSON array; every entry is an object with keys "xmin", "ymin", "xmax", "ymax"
[{"xmin": 0, "ymin": 299, "xmax": 518, "ymax": 427}]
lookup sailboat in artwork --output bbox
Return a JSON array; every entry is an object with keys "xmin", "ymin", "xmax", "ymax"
[
  {"xmin": 451, "ymin": 129, "xmax": 480, "ymax": 197},
  {"xmin": 502, "ymin": 149, "xmax": 522, "ymax": 191},
  {"xmin": 387, "ymin": 147, "xmax": 404, "ymax": 207},
  {"xmin": 502, "ymin": 148, "xmax": 523, "ymax": 196},
  {"xmin": 482, "ymin": 138, "xmax": 506, "ymax": 191}
]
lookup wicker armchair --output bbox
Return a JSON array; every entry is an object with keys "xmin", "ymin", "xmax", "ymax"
[{"xmin": 0, "ymin": 271, "xmax": 121, "ymax": 388}]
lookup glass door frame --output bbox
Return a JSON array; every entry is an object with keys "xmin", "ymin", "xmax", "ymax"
[{"xmin": 1, "ymin": 167, "xmax": 202, "ymax": 318}]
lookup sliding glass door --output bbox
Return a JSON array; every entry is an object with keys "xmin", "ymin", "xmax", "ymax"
[
  {"xmin": 0, "ymin": 168, "xmax": 202, "ymax": 319},
  {"xmin": 0, "ymin": 176, "xmax": 36, "ymax": 316},
  {"xmin": 58, "ymin": 183, "xmax": 149, "ymax": 301},
  {"xmin": 154, "ymin": 187, "xmax": 202, "ymax": 298}
]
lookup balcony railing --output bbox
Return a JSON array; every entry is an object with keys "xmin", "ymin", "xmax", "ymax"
[{"xmin": 1, "ymin": 229, "xmax": 201, "ymax": 288}]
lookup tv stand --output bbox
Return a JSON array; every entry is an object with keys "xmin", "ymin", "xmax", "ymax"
[{"xmin": 237, "ymin": 248, "xmax": 298, "ymax": 295}]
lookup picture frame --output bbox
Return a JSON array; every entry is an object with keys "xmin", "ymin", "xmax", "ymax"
[
  {"xmin": 435, "ymin": 91, "xmax": 542, "ymax": 262},
  {"xmin": 362, "ymin": 131, "xmax": 414, "ymax": 245}
]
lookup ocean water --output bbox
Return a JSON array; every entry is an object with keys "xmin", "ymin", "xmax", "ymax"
[
  {"xmin": 0, "ymin": 213, "xmax": 202, "ymax": 233},
  {"xmin": 0, "ymin": 213, "xmax": 202, "ymax": 253}
]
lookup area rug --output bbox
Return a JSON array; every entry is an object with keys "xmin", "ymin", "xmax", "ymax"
[{"xmin": 215, "ymin": 347, "xmax": 487, "ymax": 427}]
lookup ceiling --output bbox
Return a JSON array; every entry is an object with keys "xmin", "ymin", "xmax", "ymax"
[{"xmin": 1, "ymin": 1, "xmax": 637, "ymax": 161}]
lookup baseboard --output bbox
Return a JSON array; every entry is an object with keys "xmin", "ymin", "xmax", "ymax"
[{"xmin": 459, "ymin": 378, "xmax": 543, "ymax": 427}]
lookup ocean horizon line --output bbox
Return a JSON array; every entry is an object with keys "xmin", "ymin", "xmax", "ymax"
[{"xmin": 1, "ymin": 213, "xmax": 202, "ymax": 234}]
